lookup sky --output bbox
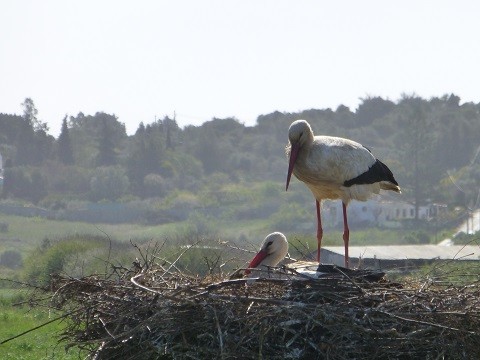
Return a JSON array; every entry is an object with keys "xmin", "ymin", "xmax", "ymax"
[{"xmin": 2, "ymin": 1, "xmax": 480, "ymax": 137}]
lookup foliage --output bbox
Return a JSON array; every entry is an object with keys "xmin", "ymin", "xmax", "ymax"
[
  {"xmin": 2, "ymin": 166, "xmax": 47, "ymax": 203},
  {"xmin": 184, "ymin": 211, "xmax": 219, "ymax": 237},
  {"xmin": 22, "ymin": 238, "xmax": 89, "ymax": 287},
  {"xmin": 89, "ymin": 166, "xmax": 130, "ymax": 201},
  {"xmin": 1, "ymin": 94, "xmax": 480, "ymax": 228},
  {"xmin": 142, "ymin": 173, "xmax": 166, "ymax": 198},
  {"xmin": 68, "ymin": 112, "xmax": 127, "ymax": 167},
  {"xmin": 0, "ymin": 250, "xmax": 22, "ymax": 269},
  {"xmin": 21, "ymin": 235, "xmax": 132, "ymax": 287},
  {"xmin": 355, "ymin": 95, "xmax": 395, "ymax": 126},
  {"xmin": 403, "ymin": 230, "xmax": 431, "ymax": 244},
  {"xmin": 56, "ymin": 116, "xmax": 74, "ymax": 165},
  {"xmin": 96, "ymin": 117, "xmax": 118, "ymax": 166},
  {"xmin": 42, "ymin": 162, "xmax": 91, "ymax": 195},
  {"xmin": 270, "ymin": 202, "xmax": 312, "ymax": 232},
  {"xmin": 451, "ymin": 232, "xmax": 480, "ymax": 245},
  {"xmin": 0, "ymin": 221, "xmax": 8, "ymax": 232}
]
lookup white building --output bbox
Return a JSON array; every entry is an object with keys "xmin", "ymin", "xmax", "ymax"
[{"xmin": 322, "ymin": 199, "xmax": 447, "ymax": 227}]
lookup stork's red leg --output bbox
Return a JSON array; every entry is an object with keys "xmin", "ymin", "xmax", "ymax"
[
  {"xmin": 342, "ymin": 202, "xmax": 350, "ymax": 268},
  {"xmin": 316, "ymin": 200, "xmax": 323, "ymax": 262}
]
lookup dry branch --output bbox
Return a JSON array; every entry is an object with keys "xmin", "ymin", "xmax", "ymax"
[{"xmin": 24, "ymin": 248, "xmax": 480, "ymax": 360}]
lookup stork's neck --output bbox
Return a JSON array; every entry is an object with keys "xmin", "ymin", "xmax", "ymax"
[{"xmin": 296, "ymin": 134, "xmax": 315, "ymax": 165}]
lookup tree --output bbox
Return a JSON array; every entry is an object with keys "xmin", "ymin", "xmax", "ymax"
[
  {"xmin": 0, "ymin": 250, "xmax": 22, "ymax": 269},
  {"xmin": 69, "ymin": 112, "xmax": 126, "ymax": 167},
  {"xmin": 21, "ymin": 98, "xmax": 48, "ymax": 132},
  {"xmin": 30, "ymin": 169, "xmax": 48, "ymax": 203},
  {"xmin": 194, "ymin": 127, "xmax": 224, "ymax": 174},
  {"xmin": 1, "ymin": 158, "xmax": 13, "ymax": 198},
  {"xmin": 335, "ymin": 104, "xmax": 355, "ymax": 128},
  {"xmin": 1, "ymin": 165, "xmax": 47, "ymax": 203},
  {"xmin": 163, "ymin": 115, "xmax": 180, "ymax": 150},
  {"xmin": 21, "ymin": 98, "xmax": 38, "ymax": 127},
  {"xmin": 126, "ymin": 122, "xmax": 167, "ymax": 196},
  {"xmin": 398, "ymin": 96, "xmax": 432, "ymax": 220},
  {"xmin": 57, "ymin": 116, "xmax": 74, "ymax": 165},
  {"xmin": 89, "ymin": 166, "xmax": 130, "ymax": 201},
  {"xmin": 356, "ymin": 96, "xmax": 395, "ymax": 127},
  {"xmin": 15, "ymin": 99, "xmax": 53, "ymax": 165},
  {"xmin": 96, "ymin": 118, "xmax": 117, "ymax": 166},
  {"xmin": 126, "ymin": 123, "xmax": 147, "ymax": 196},
  {"xmin": 15, "ymin": 112, "xmax": 36, "ymax": 165}
]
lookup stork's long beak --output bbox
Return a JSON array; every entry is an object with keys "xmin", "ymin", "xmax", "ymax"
[
  {"xmin": 286, "ymin": 143, "xmax": 300, "ymax": 191},
  {"xmin": 245, "ymin": 249, "xmax": 268, "ymax": 275}
]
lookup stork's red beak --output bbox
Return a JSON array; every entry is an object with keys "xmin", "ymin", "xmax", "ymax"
[
  {"xmin": 286, "ymin": 143, "xmax": 300, "ymax": 191},
  {"xmin": 245, "ymin": 249, "xmax": 268, "ymax": 275}
]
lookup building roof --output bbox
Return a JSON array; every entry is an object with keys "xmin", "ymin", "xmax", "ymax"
[{"xmin": 323, "ymin": 245, "xmax": 480, "ymax": 261}]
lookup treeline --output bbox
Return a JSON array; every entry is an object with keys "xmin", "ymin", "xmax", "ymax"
[{"xmin": 1, "ymin": 94, "xmax": 479, "ymax": 213}]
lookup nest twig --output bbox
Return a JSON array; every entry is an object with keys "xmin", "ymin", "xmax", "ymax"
[{"xmin": 27, "ymin": 250, "xmax": 478, "ymax": 360}]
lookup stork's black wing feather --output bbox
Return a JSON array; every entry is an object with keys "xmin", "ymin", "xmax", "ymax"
[{"xmin": 343, "ymin": 159, "xmax": 398, "ymax": 187}]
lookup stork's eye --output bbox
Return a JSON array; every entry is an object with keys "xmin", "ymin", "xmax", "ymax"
[
  {"xmin": 298, "ymin": 130, "xmax": 306, "ymax": 141},
  {"xmin": 266, "ymin": 241, "xmax": 273, "ymax": 247}
]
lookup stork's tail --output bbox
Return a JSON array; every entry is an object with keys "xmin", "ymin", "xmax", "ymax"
[{"xmin": 380, "ymin": 181, "xmax": 401, "ymax": 193}]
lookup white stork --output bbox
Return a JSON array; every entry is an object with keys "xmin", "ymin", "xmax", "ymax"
[
  {"xmin": 245, "ymin": 232, "xmax": 289, "ymax": 275},
  {"xmin": 285, "ymin": 119, "xmax": 401, "ymax": 268},
  {"xmin": 245, "ymin": 232, "xmax": 382, "ymax": 279},
  {"xmin": 245, "ymin": 232, "xmax": 318, "ymax": 277}
]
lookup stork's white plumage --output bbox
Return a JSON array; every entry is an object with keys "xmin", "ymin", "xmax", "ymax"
[
  {"xmin": 245, "ymin": 232, "xmax": 288, "ymax": 275},
  {"xmin": 285, "ymin": 119, "xmax": 401, "ymax": 268},
  {"xmin": 245, "ymin": 232, "xmax": 340, "ymax": 278},
  {"xmin": 246, "ymin": 232, "xmax": 321, "ymax": 277}
]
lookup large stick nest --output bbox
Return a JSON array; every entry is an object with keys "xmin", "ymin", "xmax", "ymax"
[{"xmin": 42, "ymin": 251, "xmax": 480, "ymax": 360}]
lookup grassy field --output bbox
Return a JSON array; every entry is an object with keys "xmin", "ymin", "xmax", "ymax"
[
  {"xmin": 0, "ymin": 289, "xmax": 85, "ymax": 360},
  {"xmin": 0, "ymin": 214, "xmax": 187, "ymax": 253},
  {"xmin": 0, "ymin": 212, "xmax": 456, "ymax": 269}
]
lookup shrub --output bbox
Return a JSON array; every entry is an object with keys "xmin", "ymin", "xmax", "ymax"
[
  {"xmin": 0, "ymin": 250, "xmax": 22, "ymax": 269},
  {"xmin": 143, "ymin": 173, "xmax": 166, "ymax": 198},
  {"xmin": 23, "ymin": 236, "xmax": 98, "ymax": 287},
  {"xmin": 2, "ymin": 166, "xmax": 47, "ymax": 203},
  {"xmin": 22, "ymin": 235, "xmax": 135, "ymax": 287},
  {"xmin": 0, "ymin": 221, "xmax": 8, "ymax": 233},
  {"xmin": 404, "ymin": 231, "xmax": 431, "ymax": 244},
  {"xmin": 260, "ymin": 181, "xmax": 281, "ymax": 198},
  {"xmin": 270, "ymin": 202, "xmax": 312, "ymax": 232},
  {"xmin": 89, "ymin": 166, "xmax": 130, "ymax": 201},
  {"xmin": 186, "ymin": 211, "xmax": 218, "ymax": 237}
]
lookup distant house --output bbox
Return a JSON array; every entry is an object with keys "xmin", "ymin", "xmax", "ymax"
[
  {"xmin": 321, "ymin": 198, "xmax": 447, "ymax": 228},
  {"xmin": 321, "ymin": 199, "xmax": 382, "ymax": 227},
  {"xmin": 380, "ymin": 201, "xmax": 447, "ymax": 221}
]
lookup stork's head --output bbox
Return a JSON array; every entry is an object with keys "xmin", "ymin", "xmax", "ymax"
[
  {"xmin": 245, "ymin": 232, "xmax": 289, "ymax": 275},
  {"xmin": 286, "ymin": 120, "xmax": 313, "ymax": 191}
]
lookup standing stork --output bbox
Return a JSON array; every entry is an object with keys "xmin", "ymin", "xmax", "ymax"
[{"xmin": 285, "ymin": 119, "xmax": 401, "ymax": 268}]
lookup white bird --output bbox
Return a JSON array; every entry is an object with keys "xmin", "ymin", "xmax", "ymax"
[
  {"xmin": 245, "ymin": 232, "xmax": 289, "ymax": 275},
  {"xmin": 285, "ymin": 119, "xmax": 401, "ymax": 268},
  {"xmin": 245, "ymin": 232, "xmax": 384, "ymax": 279},
  {"xmin": 245, "ymin": 232, "xmax": 319, "ymax": 277}
]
